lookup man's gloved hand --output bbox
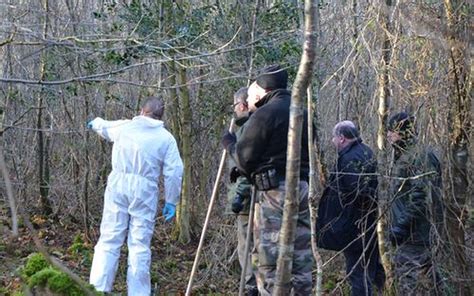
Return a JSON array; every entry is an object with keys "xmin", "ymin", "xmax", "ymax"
[
  {"xmin": 221, "ymin": 131, "xmax": 236, "ymax": 150},
  {"xmin": 388, "ymin": 226, "xmax": 408, "ymax": 246},
  {"xmin": 230, "ymin": 167, "xmax": 241, "ymax": 183},
  {"xmin": 231, "ymin": 195, "xmax": 245, "ymax": 214},
  {"xmin": 162, "ymin": 203, "xmax": 176, "ymax": 222}
]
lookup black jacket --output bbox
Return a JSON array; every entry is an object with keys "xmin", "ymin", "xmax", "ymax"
[
  {"xmin": 230, "ymin": 89, "xmax": 310, "ymax": 180},
  {"xmin": 316, "ymin": 139, "xmax": 378, "ymax": 251}
]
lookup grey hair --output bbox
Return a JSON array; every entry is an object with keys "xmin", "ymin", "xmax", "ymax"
[
  {"xmin": 234, "ymin": 87, "xmax": 249, "ymax": 105},
  {"xmin": 142, "ymin": 97, "xmax": 165, "ymax": 120},
  {"xmin": 333, "ymin": 120, "xmax": 359, "ymax": 139}
]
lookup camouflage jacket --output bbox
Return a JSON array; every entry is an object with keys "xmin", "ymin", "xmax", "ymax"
[
  {"xmin": 226, "ymin": 115, "xmax": 252, "ymax": 215},
  {"xmin": 389, "ymin": 142, "xmax": 443, "ymax": 247}
]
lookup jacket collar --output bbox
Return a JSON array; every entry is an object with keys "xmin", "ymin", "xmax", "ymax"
[
  {"xmin": 255, "ymin": 88, "xmax": 291, "ymax": 108},
  {"xmin": 338, "ymin": 138, "xmax": 363, "ymax": 157},
  {"xmin": 234, "ymin": 113, "xmax": 250, "ymax": 127},
  {"xmin": 132, "ymin": 115, "xmax": 164, "ymax": 127}
]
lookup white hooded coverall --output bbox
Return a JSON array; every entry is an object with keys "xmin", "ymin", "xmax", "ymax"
[{"xmin": 88, "ymin": 116, "xmax": 183, "ymax": 295}]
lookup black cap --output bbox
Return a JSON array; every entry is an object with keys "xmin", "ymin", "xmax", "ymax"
[
  {"xmin": 388, "ymin": 112, "xmax": 413, "ymax": 131},
  {"xmin": 256, "ymin": 64, "xmax": 288, "ymax": 91},
  {"xmin": 388, "ymin": 112, "xmax": 417, "ymax": 143}
]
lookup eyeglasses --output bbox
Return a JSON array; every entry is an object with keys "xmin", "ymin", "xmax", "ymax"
[{"xmin": 232, "ymin": 101, "xmax": 248, "ymax": 108}]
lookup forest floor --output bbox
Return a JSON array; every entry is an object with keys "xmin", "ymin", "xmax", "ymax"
[
  {"xmin": 1, "ymin": 210, "xmax": 472, "ymax": 295},
  {"xmin": 0, "ymin": 213, "xmax": 241, "ymax": 295}
]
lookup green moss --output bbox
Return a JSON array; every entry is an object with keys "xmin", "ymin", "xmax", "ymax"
[
  {"xmin": 23, "ymin": 253, "xmax": 50, "ymax": 278},
  {"xmin": 68, "ymin": 234, "xmax": 93, "ymax": 268},
  {"xmin": 28, "ymin": 267, "xmax": 57, "ymax": 288},
  {"xmin": 21, "ymin": 251, "xmax": 102, "ymax": 296},
  {"xmin": 69, "ymin": 234, "xmax": 85, "ymax": 252},
  {"xmin": 47, "ymin": 271, "xmax": 83, "ymax": 296},
  {"xmin": 323, "ymin": 278, "xmax": 336, "ymax": 291}
]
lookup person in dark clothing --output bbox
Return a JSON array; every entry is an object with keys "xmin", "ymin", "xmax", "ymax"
[
  {"xmin": 387, "ymin": 112, "xmax": 444, "ymax": 296},
  {"xmin": 226, "ymin": 87, "xmax": 258, "ymax": 295},
  {"xmin": 221, "ymin": 65, "xmax": 313, "ymax": 295},
  {"xmin": 316, "ymin": 121, "xmax": 385, "ymax": 296}
]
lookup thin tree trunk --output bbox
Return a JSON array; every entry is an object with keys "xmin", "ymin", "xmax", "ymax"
[
  {"xmin": 349, "ymin": 0, "xmax": 361, "ymax": 124},
  {"xmin": 377, "ymin": 0, "xmax": 391, "ymax": 152},
  {"xmin": 83, "ymin": 93, "xmax": 91, "ymax": 240},
  {"xmin": 37, "ymin": 0, "xmax": 52, "ymax": 215},
  {"xmin": 307, "ymin": 85, "xmax": 324, "ymax": 296},
  {"xmin": 246, "ymin": 0, "xmax": 260, "ymax": 85},
  {"xmin": 0, "ymin": 11, "xmax": 18, "ymax": 236},
  {"xmin": 175, "ymin": 64, "xmax": 191, "ymax": 244},
  {"xmin": 375, "ymin": 0, "xmax": 394, "ymax": 286},
  {"xmin": 274, "ymin": 0, "xmax": 319, "ymax": 294},
  {"xmin": 444, "ymin": 0, "xmax": 471, "ymax": 294}
]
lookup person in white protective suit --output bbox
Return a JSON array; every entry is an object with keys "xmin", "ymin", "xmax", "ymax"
[{"xmin": 87, "ymin": 97, "xmax": 183, "ymax": 295}]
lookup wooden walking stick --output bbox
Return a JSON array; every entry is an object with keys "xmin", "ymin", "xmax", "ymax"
[
  {"xmin": 185, "ymin": 118, "xmax": 235, "ymax": 296},
  {"xmin": 238, "ymin": 186, "xmax": 257, "ymax": 296}
]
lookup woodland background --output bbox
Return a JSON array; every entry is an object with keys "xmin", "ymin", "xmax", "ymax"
[{"xmin": 0, "ymin": 0, "xmax": 472, "ymax": 295}]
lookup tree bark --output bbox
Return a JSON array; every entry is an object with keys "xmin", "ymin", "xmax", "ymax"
[
  {"xmin": 444, "ymin": 0, "xmax": 471, "ymax": 294},
  {"xmin": 274, "ymin": 0, "xmax": 319, "ymax": 294},
  {"xmin": 375, "ymin": 0, "xmax": 394, "ymax": 286},
  {"xmin": 37, "ymin": 0, "xmax": 52, "ymax": 215},
  {"xmin": 175, "ymin": 64, "xmax": 191, "ymax": 244},
  {"xmin": 307, "ymin": 85, "xmax": 325, "ymax": 296}
]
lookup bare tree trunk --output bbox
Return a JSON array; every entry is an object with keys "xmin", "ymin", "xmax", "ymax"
[
  {"xmin": 246, "ymin": 0, "xmax": 260, "ymax": 85},
  {"xmin": 377, "ymin": 0, "xmax": 393, "ymax": 286},
  {"xmin": 375, "ymin": 0, "xmax": 394, "ymax": 286},
  {"xmin": 175, "ymin": 64, "xmax": 191, "ymax": 244},
  {"xmin": 274, "ymin": 0, "xmax": 319, "ymax": 294},
  {"xmin": 167, "ymin": 60, "xmax": 181, "ymax": 137},
  {"xmin": 307, "ymin": 85, "xmax": 324, "ymax": 296},
  {"xmin": 37, "ymin": 0, "xmax": 52, "ymax": 215},
  {"xmin": 82, "ymin": 91, "xmax": 91, "ymax": 240},
  {"xmin": 0, "ymin": 10, "xmax": 18, "ymax": 236},
  {"xmin": 444, "ymin": 0, "xmax": 472, "ymax": 294},
  {"xmin": 349, "ymin": 0, "xmax": 361, "ymax": 124},
  {"xmin": 376, "ymin": 0, "xmax": 391, "ymax": 152}
]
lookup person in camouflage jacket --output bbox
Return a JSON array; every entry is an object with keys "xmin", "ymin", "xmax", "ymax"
[
  {"xmin": 387, "ymin": 112, "xmax": 444, "ymax": 296},
  {"xmin": 226, "ymin": 87, "xmax": 257, "ymax": 295}
]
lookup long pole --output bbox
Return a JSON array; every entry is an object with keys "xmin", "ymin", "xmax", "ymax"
[
  {"xmin": 185, "ymin": 118, "xmax": 235, "ymax": 296},
  {"xmin": 238, "ymin": 186, "xmax": 257, "ymax": 296}
]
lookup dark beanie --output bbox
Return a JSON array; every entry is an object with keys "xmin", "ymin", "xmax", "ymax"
[
  {"xmin": 388, "ymin": 112, "xmax": 414, "ymax": 133},
  {"xmin": 256, "ymin": 64, "xmax": 288, "ymax": 91}
]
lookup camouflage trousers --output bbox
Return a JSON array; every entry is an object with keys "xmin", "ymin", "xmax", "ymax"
[
  {"xmin": 394, "ymin": 244, "xmax": 442, "ymax": 296},
  {"xmin": 237, "ymin": 214, "xmax": 257, "ymax": 292},
  {"xmin": 253, "ymin": 181, "xmax": 313, "ymax": 296}
]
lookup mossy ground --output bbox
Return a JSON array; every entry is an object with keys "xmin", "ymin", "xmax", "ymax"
[{"xmin": 0, "ymin": 215, "xmax": 230, "ymax": 295}]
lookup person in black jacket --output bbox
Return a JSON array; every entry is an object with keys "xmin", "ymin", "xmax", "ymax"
[
  {"xmin": 316, "ymin": 121, "xmax": 385, "ymax": 296},
  {"xmin": 222, "ymin": 65, "xmax": 313, "ymax": 295}
]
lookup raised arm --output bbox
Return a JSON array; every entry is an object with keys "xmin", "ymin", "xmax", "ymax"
[{"xmin": 88, "ymin": 117, "xmax": 130, "ymax": 142}]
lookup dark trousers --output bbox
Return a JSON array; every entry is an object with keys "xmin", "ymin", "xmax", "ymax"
[{"xmin": 343, "ymin": 242, "xmax": 385, "ymax": 296}]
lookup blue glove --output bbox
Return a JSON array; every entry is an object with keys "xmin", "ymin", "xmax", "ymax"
[
  {"xmin": 162, "ymin": 203, "xmax": 176, "ymax": 222},
  {"xmin": 86, "ymin": 120, "xmax": 93, "ymax": 129}
]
